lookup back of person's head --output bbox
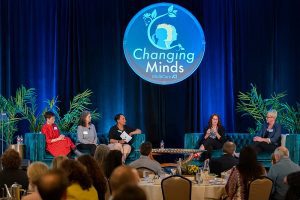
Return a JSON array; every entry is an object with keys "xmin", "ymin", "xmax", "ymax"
[
  {"xmin": 237, "ymin": 146, "xmax": 264, "ymax": 183},
  {"xmin": 37, "ymin": 169, "xmax": 68, "ymax": 200},
  {"xmin": 104, "ymin": 150, "xmax": 123, "ymax": 178},
  {"xmin": 1, "ymin": 149, "xmax": 21, "ymax": 169},
  {"xmin": 273, "ymin": 146, "xmax": 289, "ymax": 161},
  {"xmin": 77, "ymin": 155, "xmax": 107, "ymax": 196},
  {"xmin": 222, "ymin": 142, "xmax": 236, "ymax": 155},
  {"xmin": 110, "ymin": 166, "xmax": 140, "ymax": 195},
  {"xmin": 140, "ymin": 142, "xmax": 152, "ymax": 156},
  {"xmin": 113, "ymin": 184, "xmax": 146, "ymax": 200},
  {"xmin": 60, "ymin": 159, "xmax": 92, "ymax": 190},
  {"xmin": 51, "ymin": 155, "xmax": 68, "ymax": 169},
  {"xmin": 44, "ymin": 111, "xmax": 55, "ymax": 120},
  {"xmin": 27, "ymin": 162, "xmax": 49, "ymax": 186},
  {"xmin": 94, "ymin": 144, "xmax": 110, "ymax": 167}
]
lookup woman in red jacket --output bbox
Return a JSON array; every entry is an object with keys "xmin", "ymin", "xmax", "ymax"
[{"xmin": 41, "ymin": 111, "xmax": 81, "ymax": 156}]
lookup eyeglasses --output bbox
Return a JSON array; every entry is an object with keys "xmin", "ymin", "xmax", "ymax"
[{"xmin": 266, "ymin": 116, "xmax": 274, "ymax": 118}]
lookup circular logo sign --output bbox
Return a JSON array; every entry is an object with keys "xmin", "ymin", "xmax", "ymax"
[{"xmin": 123, "ymin": 3, "xmax": 205, "ymax": 85}]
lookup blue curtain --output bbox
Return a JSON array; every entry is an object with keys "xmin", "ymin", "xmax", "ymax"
[{"xmin": 1, "ymin": 0, "xmax": 299, "ymax": 148}]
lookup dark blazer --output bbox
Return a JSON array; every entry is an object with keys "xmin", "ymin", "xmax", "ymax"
[
  {"xmin": 209, "ymin": 154, "xmax": 238, "ymax": 176},
  {"xmin": 258, "ymin": 122, "xmax": 282, "ymax": 146},
  {"xmin": 198, "ymin": 125, "xmax": 226, "ymax": 146}
]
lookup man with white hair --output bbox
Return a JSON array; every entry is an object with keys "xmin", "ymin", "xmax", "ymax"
[
  {"xmin": 268, "ymin": 146, "xmax": 300, "ymax": 200},
  {"xmin": 252, "ymin": 109, "xmax": 282, "ymax": 153}
]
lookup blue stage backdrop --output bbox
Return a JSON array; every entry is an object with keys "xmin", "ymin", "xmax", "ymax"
[{"xmin": 1, "ymin": 0, "xmax": 300, "ymax": 147}]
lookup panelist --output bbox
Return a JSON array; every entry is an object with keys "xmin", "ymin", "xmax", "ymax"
[
  {"xmin": 76, "ymin": 111, "xmax": 98, "ymax": 156},
  {"xmin": 252, "ymin": 109, "xmax": 281, "ymax": 153},
  {"xmin": 198, "ymin": 114, "xmax": 226, "ymax": 160},
  {"xmin": 41, "ymin": 111, "xmax": 82, "ymax": 157},
  {"xmin": 108, "ymin": 113, "xmax": 141, "ymax": 162}
]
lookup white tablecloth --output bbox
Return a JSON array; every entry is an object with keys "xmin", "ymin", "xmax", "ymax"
[{"xmin": 139, "ymin": 180, "xmax": 226, "ymax": 200}]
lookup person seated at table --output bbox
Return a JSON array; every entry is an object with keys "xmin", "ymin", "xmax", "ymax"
[
  {"xmin": 108, "ymin": 113, "xmax": 141, "ymax": 162},
  {"xmin": 209, "ymin": 141, "xmax": 238, "ymax": 177},
  {"xmin": 0, "ymin": 149, "xmax": 29, "ymax": 195},
  {"xmin": 22, "ymin": 161, "xmax": 49, "ymax": 200},
  {"xmin": 130, "ymin": 142, "xmax": 165, "ymax": 176},
  {"xmin": 252, "ymin": 109, "xmax": 281, "ymax": 154},
  {"xmin": 113, "ymin": 184, "xmax": 147, "ymax": 200},
  {"xmin": 197, "ymin": 113, "xmax": 226, "ymax": 160},
  {"xmin": 225, "ymin": 146, "xmax": 266, "ymax": 200},
  {"xmin": 76, "ymin": 111, "xmax": 98, "ymax": 156},
  {"xmin": 41, "ymin": 111, "xmax": 82, "ymax": 157},
  {"xmin": 109, "ymin": 166, "xmax": 140, "ymax": 197}
]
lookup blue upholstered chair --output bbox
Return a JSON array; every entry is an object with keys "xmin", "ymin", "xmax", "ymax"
[
  {"xmin": 24, "ymin": 132, "xmax": 145, "ymax": 165},
  {"xmin": 184, "ymin": 133, "xmax": 286, "ymax": 167}
]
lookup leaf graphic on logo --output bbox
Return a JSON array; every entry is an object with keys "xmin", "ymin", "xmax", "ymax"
[
  {"xmin": 168, "ymin": 5, "xmax": 174, "ymax": 13},
  {"xmin": 173, "ymin": 10, "xmax": 178, "ymax": 14},
  {"xmin": 151, "ymin": 9, "xmax": 157, "ymax": 19},
  {"xmin": 168, "ymin": 13, "xmax": 176, "ymax": 18}
]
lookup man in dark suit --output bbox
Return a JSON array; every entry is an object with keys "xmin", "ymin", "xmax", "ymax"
[{"xmin": 209, "ymin": 141, "xmax": 238, "ymax": 177}]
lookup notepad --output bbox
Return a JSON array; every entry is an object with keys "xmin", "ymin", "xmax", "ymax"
[{"xmin": 120, "ymin": 131, "xmax": 132, "ymax": 143}]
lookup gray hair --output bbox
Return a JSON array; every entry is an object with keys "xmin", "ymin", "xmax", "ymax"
[
  {"xmin": 274, "ymin": 146, "xmax": 289, "ymax": 159},
  {"xmin": 267, "ymin": 109, "xmax": 278, "ymax": 119}
]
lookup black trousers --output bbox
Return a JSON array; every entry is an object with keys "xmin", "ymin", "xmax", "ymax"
[
  {"xmin": 76, "ymin": 143, "xmax": 97, "ymax": 156},
  {"xmin": 201, "ymin": 138, "xmax": 223, "ymax": 160},
  {"xmin": 251, "ymin": 142, "xmax": 277, "ymax": 154}
]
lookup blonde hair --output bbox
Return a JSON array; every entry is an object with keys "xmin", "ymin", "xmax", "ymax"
[
  {"xmin": 27, "ymin": 162, "xmax": 49, "ymax": 185},
  {"xmin": 51, "ymin": 155, "xmax": 68, "ymax": 169}
]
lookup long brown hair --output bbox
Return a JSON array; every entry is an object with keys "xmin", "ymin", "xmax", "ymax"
[
  {"xmin": 78, "ymin": 155, "xmax": 107, "ymax": 200},
  {"xmin": 78, "ymin": 111, "xmax": 91, "ymax": 127},
  {"xmin": 208, "ymin": 113, "xmax": 222, "ymax": 128}
]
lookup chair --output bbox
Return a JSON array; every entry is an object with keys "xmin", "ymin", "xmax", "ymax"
[
  {"xmin": 248, "ymin": 176, "xmax": 273, "ymax": 200},
  {"xmin": 161, "ymin": 175, "xmax": 191, "ymax": 200},
  {"xmin": 136, "ymin": 167, "xmax": 156, "ymax": 178}
]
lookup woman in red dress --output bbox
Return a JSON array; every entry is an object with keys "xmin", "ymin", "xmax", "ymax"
[{"xmin": 41, "ymin": 111, "xmax": 81, "ymax": 156}]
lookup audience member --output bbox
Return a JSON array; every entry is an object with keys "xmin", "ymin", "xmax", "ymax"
[
  {"xmin": 36, "ymin": 169, "xmax": 68, "ymax": 200},
  {"xmin": 284, "ymin": 171, "xmax": 300, "ymax": 200},
  {"xmin": 94, "ymin": 144, "xmax": 110, "ymax": 171},
  {"xmin": 252, "ymin": 109, "xmax": 281, "ymax": 153},
  {"xmin": 268, "ymin": 147, "xmax": 300, "ymax": 200},
  {"xmin": 41, "ymin": 111, "xmax": 82, "ymax": 156},
  {"xmin": 108, "ymin": 113, "xmax": 141, "ymax": 162},
  {"xmin": 130, "ymin": 141, "xmax": 165, "ymax": 176},
  {"xmin": 225, "ymin": 146, "xmax": 266, "ymax": 200},
  {"xmin": 77, "ymin": 155, "xmax": 107, "ymax": 200},
  {"xmin": 60, "ymin": 159, "xmax": 98, "ymax": 200},
  {"xmin": 104, "ymin": 150, "xmax": 123, "ymax": 179},
  {"xmin": 51, "ymin": 155, "xmax": 68, "ymax": 169},
  {"xmin": 209, "ymin": 141, "xmax": 238, "ymax": 177},
  {"xmin": 22, "ymin": 162, "xmax": 48, "ymax": 200},
  {"xmin": 109, "ymin": 166, "xmax": 140, "ymax": 197},
  {"xmin": 113, "ymin": 184, "xmax": 146, "ymax": 200},
  {"xmin": 77, "ymin": 111, "xmax": 98, "ymax": 156},
  {"xmin": 0, "ymin": 149, "xmax": 28, "ymax": 193},
  {"xmin": 198, "ymin": 114, "xmax": 226, "ymax": 160}
]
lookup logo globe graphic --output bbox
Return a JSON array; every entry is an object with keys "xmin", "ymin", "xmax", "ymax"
[{"xmin": 123, "ymin": 3, "xmax": 206, "ymax": 85}]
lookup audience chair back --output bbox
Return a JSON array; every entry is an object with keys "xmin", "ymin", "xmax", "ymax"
[
  {"xmin": 248, "ymin": 176, "xmax": 273, "ymax": 200},
  {"xmin": 161, "ymin": 175, "xmax": 191, "ymax": 200},
  {"xmin": 136, "ymin": 167, "xmax": 156, "ymax": 178}
]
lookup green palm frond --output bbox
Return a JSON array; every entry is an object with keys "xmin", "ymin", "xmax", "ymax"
[
  {"xmin": 237, "ymin": 84, "xmax": 300, "ymax": 134},
  {"xmin": 58, "ymin": 89, "xmax": 100, "ymax": 133}
]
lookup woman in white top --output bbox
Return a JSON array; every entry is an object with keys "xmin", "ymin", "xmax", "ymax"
[{"xmin": 77, "ymin": 111, "xmax": 98, "ymax": 155}]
